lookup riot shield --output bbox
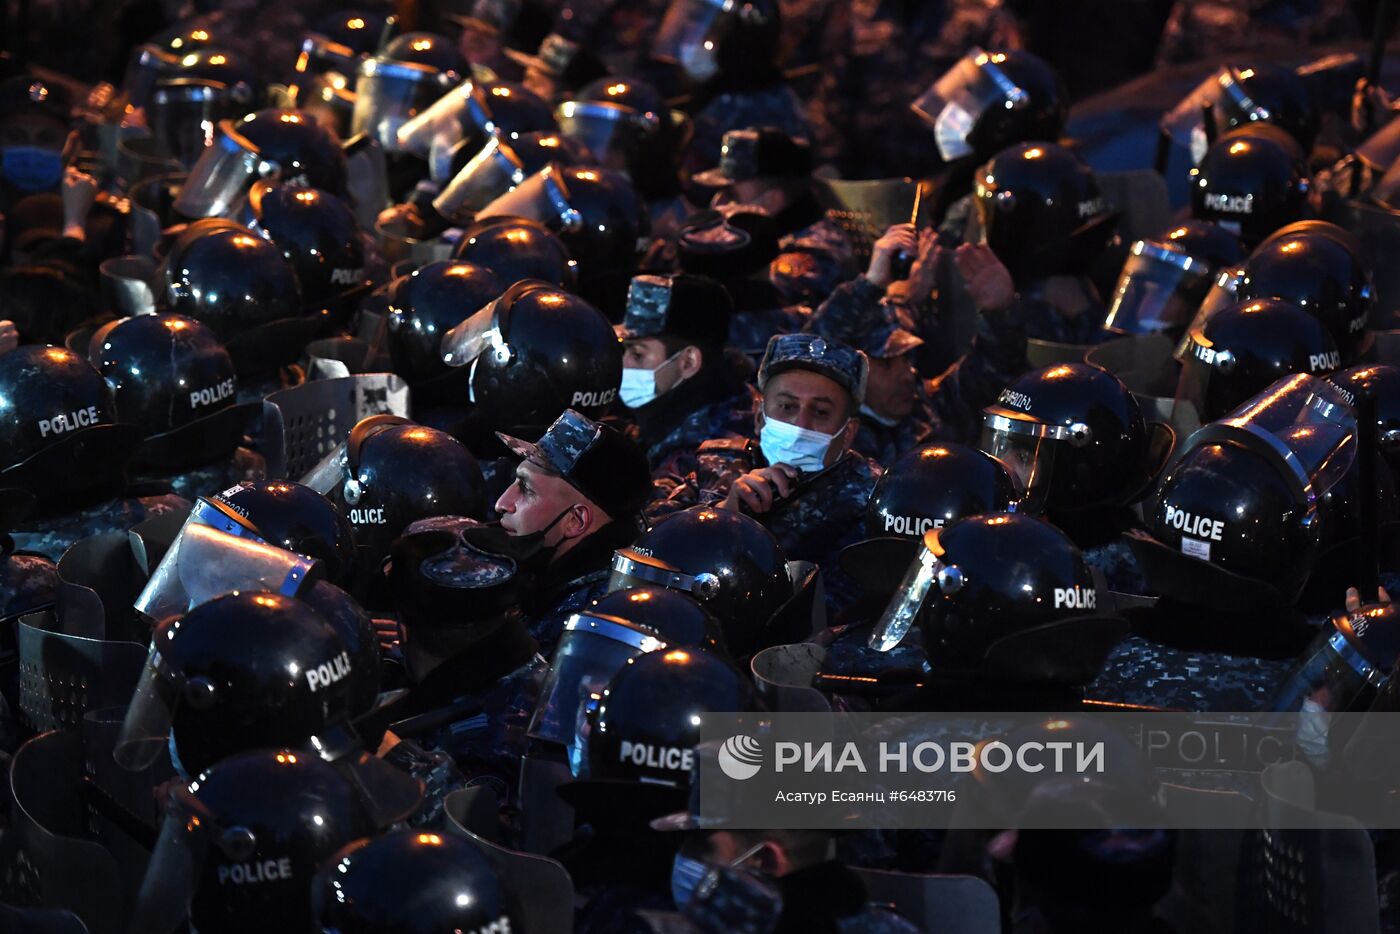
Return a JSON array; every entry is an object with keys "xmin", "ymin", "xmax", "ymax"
[
  {"xmin": 849, "ymin": 869, "xmax": 999, "ymax": 934},
  {"xmin": 749, "ymin": 642, "xmax": 831, "ymax": 713},
  {"xmin": 97, "ymin": 256, "xmax": 157, "ymax": 318},
  {"xmin": 1333, "ymin": 198, "xmax": 1400, "ymax": 321},
  {"xmin": 261, "ymin": 373, "xmax": 411, "ymax": 481},
  {"xmin": 444, "ymin": 787, "xmax": 575, "ymax": 934},
  {"xmin": 1085, "ymin": 333, "xmax": 1200, "ymax": 447},
  {"xmin": 517, "ymin": 754, "xmax": 576, "ymax": 857}
]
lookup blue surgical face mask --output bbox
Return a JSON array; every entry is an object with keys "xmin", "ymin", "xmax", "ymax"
[
  {"xmin": 2, "ymin": 146, "xmax": 62, "ymax": 191},
  {"xmin": 670, "ymin": 853, "xmax": 710, "ymax": 909},
  {"xmin": 758, "ymin": 414, "xmax": 848, "ymax": 473},
  {"xmin": 619, "ymin": 351, "xmax": 684, "ymax": 409}
]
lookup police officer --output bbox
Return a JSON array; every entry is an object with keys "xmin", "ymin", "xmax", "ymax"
[
  {"xmin": 806, "ymin": 227, "xmax": 1029, "ymax": 464},
  {"xmin": 616, "ymin": 272, "xmax": 756, "ymax": 479},
  {"xmin": 371, "ymin": 516, "xmax": 548, "ymax": 826},
  {"xmin": 489, "ymin": 409, "xmax": 654, "ymax": 652},
  {"xmin": 653, "ymin": 333, "xmax": 880, "ymax": 611},
  {"xmin": 0, "ymin": 76, "xmax": 72, "ymax": 209},
  {"xmin": 692, "ymin": 126, "xmax": 858, "ymax": 306},
  {"xmin": 1189, "ymin": 125, "xmax": 1310, "ymax": 248}
]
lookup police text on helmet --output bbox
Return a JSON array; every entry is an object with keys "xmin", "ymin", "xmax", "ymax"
[
  {"xmin": 884, "ymin": 514, "xmax": 942, "ymax": 536},
  {"xmin": 1164, "ymin": 504, "xmax": 1225, "ymax": 542},
  {"xmin": 571, "ymin": 388, "xmax": 618, "ymax": 407},
  {"xmin": 218, "ymin": 857, "xmax": 292, "ymax": 886},
  {"xmin": 1053, "ymin": 586, "xmax": 1096, "ymax": 610},
  {"xmin": 38, "ymin": 406, "xmax": 101, "ymax": 438},
  {"xmin": 1309, "ymin": 351, "xmax": 1341, "ymax": 371},
  {"xmin": 619, "ymin": 740, "xmax": 693, "ymax": 773},
  {"xmin": 190, "ymin": 378, "xmax": 237, "ymax": 410},
  {"xmin": 349, "ymin": 507, "xmax": 386, "ymax": 525},
  {"xmin": 1203, "ymin": 192, "xmax": 1254, "ymax": 214},
  {"xmin": 306, "ymin": 651, "xmax": 352, "ymax": 692}
]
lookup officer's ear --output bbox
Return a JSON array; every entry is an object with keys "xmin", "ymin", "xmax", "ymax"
[
  {"xmin": 677, "ymin": 345, "xmax": 704, "ymax": 380},
  {"xmin": 560, "ymin": 502, "xmax": 592, "ymax": 541},
  {"xmin": 753, "ymin": 406, "xmax": 766, "ymax": 437}
]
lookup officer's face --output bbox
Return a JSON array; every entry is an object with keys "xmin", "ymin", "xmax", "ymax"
[
  {"xmin": 0, "ymin": 113, "xmax": 66, "ymax": 151},
  {"xmin": 760, "ymin": 370, "xmax": 852, "ymax": 435},
  {"xmin": 624, "ymin": 337, "xmax": 699, "ymax": 392},
  {"xmin": 864, "ymin": 352, "xmax": 918, "ymax": 421},
  {"xmin": 495, "ymin": 461, "xmax": 585, "ymax": 541}
]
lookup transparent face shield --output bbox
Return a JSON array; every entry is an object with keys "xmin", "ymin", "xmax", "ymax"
[
  {"xmin": 172, "ymin": 121, "xmax": 264, "ymax": 219},
  {"xmin": 556, "ymin": 101, "xmax": 650, "ymax": 172},
  {"xmin": 528, "ymin": 613, "xmax": 666, "ymax": 764},
  {"xmin": 653, "ymin": 0, "xmax": 727, "ymax": 80},
  {"xmin": 475, "ymin": 164, "xmax": 583, "ymax": 231},
  {"xmin": 431, "ymin": 135, "xmax": 528, "ymax": 223},
  {"xmin": 351, "ymin": 58, "xmax": 455, "ymax": 152},
  {"xmin": 608, "ymin": 548, "xmax": 724, "ymax": 603},
  {"xmin": 911, "ymin": 47, "xmax": 1030, "ymax": 163},
  {"xmin": 395, "ymin": 79, "xmax": 492, "ymax": 162},
  {"xmin": 1172, "ymin": 324, "xmax": 1235, "ymax": 426},
  {"xmin": 1182, "ymin": 264, "xmax": 1244, "ymax": 335},
  {"xmin": 296, "ymin": 33, "xmax": 363, "ymax": 85},
  {"xmin": 124, "ymin": 43, "xmax": 182, "ymax": 110},
  {"xmin": 1161, "ymin": 66, "xmax": 1272, "ymax": 161},
  {"xmin": 977, "ymin": 410, "xmax": 1087, "ymax": 515},
  {"xmin": 133, "ymin": 517, "xmax": 321, "ymax": 624},
  {"xmin": 439, "ymin": 293, "xmax": 510, "ymax": 370},
  {"xmin": 148, "ymin": 81, "xmax": 247, "ymax": 170},
  {"xmin": 868, "ymin": 532, "xmax": 943, "ymax": 652},
  {"xmin": 299, "ymin": 415, "xmax": 413, "ymax": 507},
  {"xmin": 1103, "ymin": 240, "xmax": 1215, "ymax": 336}
]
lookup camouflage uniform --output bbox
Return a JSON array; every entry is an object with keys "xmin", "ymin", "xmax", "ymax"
[
  {"xmin": 10, "ymin": 493, "xmax": 191, "ymax": 562},
  {"xmin": 1155, "ymin": 0, "xmax": 1358, "ymax": 67},
  {"xmin": 135, "ymin": 447, "xmax": 267, "ymax": 503},
  {"xmin": 770, "ymin": 217, "xmax": 862, "ymax": 307},
  {"xmin": 651, "ymin": 442, "xmax": 881, "ymax": 611},
  {"xmin": 628, "ymin": 366, "xmax": 760, "ymax": 481},
  {"xmin": 811, "ymin": 275, "xmax": 1031, "ymax": 458},
  {"xmin": 808, "ymin": 0, "xmax": 1021, "ymax": 179},
  {"xmin": 519, "ymin": 520, "xmax": 644, "ymax": 655}
]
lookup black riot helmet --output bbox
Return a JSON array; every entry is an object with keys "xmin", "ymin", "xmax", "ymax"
[
  {"xmin": 439, "ymin": 278, "xmax": 623, "ymax": 424},
  {"xmin": 1103, "ymin": 221, "xmax": 1246, "ymax": 337},
  {"xmin": 87, "ymin": 314, "xmax": 246, "ymax": 472},
  {"xmin": 211, "ymin": 480, "xmax": 360, "ymax": 588},
  {"xmin": 147, "ymin": 48, "xmax": 262, "ymax": 170},
  {"xmin": 296, "ymin": 10, "xmax": 392, "ymax": 81},
  {"xmin": 476, "ymin": 164, "xmax": 646, "ymax": 313},
  {"xmin": 123, "ymin": 22, "xmax": 219, "ymax": 110},
  {"xmin": 1329, "ymin": 364, "xmax": 1400, "ymax": 486},
  {"xmin": 973, "ymin": 141, "xmax": 1118, "ymax": 287},
  {"xmin": 841, "ymin": 443, "xmax": 1021, "ymax": 593},
  {"xmin": 557, "ymin": 77, "xmax": 686, "ymax": 200},
  {"xmin": 912, "ymin": 48, "xmax": 1068, "ymax": 165},
  {"xmin": 155, "ymin": 224, "xmax": 310, "ymax": 379},
  {"xmin": 246, "ymin": 183, "xmax": 371, "ymax": 328},
  {"xmin": 1136, "ymin": 373, "xmax": 1379, "ymax": 610},
  {"xmin": 870, "ymin": 513, "xmax": 1125, "ymax": 684},
  {"xmin": 432, "ymin": 130, "xmax": 593, "ymax": 225},
  {"xmin": 654, "ymin": 0, "xmax": 781, "ymax": 90},
  {"xmin": 115, "ymin": 592, "xmax": 373, "ymax": 777},
  {"xmin": 1236, "ymin": 220, "xmax": 1375, "ymax": 362},
  {"xmin": 1162, "ymin": 63, "xmax": 1319, "ymax": 163},
  {"xmin": 313, "ymin": 830, "xmax": 520, "ymax": 934},
  {"xmin": 450, "ymin": 214, "xmax": 577, "ymax": 288},
  {"xmin": 387, "ymin": 516, "xmax": 522, "ymax": 639},
  {"xmin": 175, "ymin": 109, "xmax": 348, "ymax": 219},
  {"xmin": 132, "ymin": 748, "xmax": 414, "ymax": 934},
  {"xmin": 1188, "ymin": 125, "xmax": 1308, "ymax": 248},
  {"xmin": 0, "ymin": 345, "xmax": 139, "ymax": 513},
  {"xmin": 1174, "ymin": 297, "xmax": 1341, "ymax": 424},
  {"xmin": 609, "ymin": 506, "xmax": 791, "ymax": 659},
  {"xmin": 386, "ymin": 260, "xmax": 504, "ymax": 395},
  {"xmin": 979, "ymin": 363, "xmax": 1162, "ymax": 515},
  {"xmin": 565, "ymin": 646, "xmax": 757, "ymax": 798},
  {"xmin": 312, "ymin": 416, "xmax": 487, "ymax": 570},
  {"xmin": 589, "ymin": 586, "xmax": 727, "ymax": 653},
  {"xmin": 351, "ymin": 32, "xmax": 465, "ymax": 152},
  {"xmin": 397, "ymin": 79, "xmax": 557, "ymax": 183}
]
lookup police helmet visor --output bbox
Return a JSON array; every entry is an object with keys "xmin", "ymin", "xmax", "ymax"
[
  {"xmin": 1182, "ymin": 265, "xmax": 1244, "ymax": 336},
  {"xmin": 911, "ymin": 48, "xmax": 1030, "ymax": 163},
  {"xmin": 1207, "ymin": 373, "xmax": 1357, "ymax": 498},
  {"xmin": 149, "ymin": 81, "xmax": 245, "ymax": 171},
  {"xmin": 608, "ymin": 548, "xmax": 719, "ymax": 602},
  {"xmin": 297, "ymin": 33, "xmax": 362, "ymax": 83},
  {"xmin": 127, "ymin": 784, "xmax": 211, "ymax": 933},
  {"xmin": 395, "ymin": 79, "xmax": 489, "ymax": 161},
  {"xmin": 433, "ymin": 135, "xmax": 528, "ymax": 223},
  {"xmin": 978, "ymin": 412, "xmax": 1062, "ymax": 515},
  {"xmin": 475, "ymin": 165, "xmax": 580, "ymax": 231},
  {"xmin": 556, "ymin": 101, "xmax": 648, "ymax": 171},
  {"xmin": 351, "ymin": 58, "xmax": 454, "ymax": 152},
  {"xmin": 869, "ymin": 536, "xmax": 942, "ymax": 652},
  {"xmin": 134, "ymin": 516, "xmax": 321, "ymax": 625},
  {"xmin": 173, "ymin": 121, "xmax": 263, "ymax": 219},
  {"xmin": 1104, "ymin": 240, "xmax": 1216, "ymax": 336},
  {"xmin": 124, "ymin": 43, "xmax": 183, "ymax": 110},
  {"xmin": 653, "ymin": 0, "xmax": 725, "ymax": 70},
  {"xmin": 1161, "ymin": 66, "xmax": 1271, "ymax": 155},
  {"xmin": 528, "ymin": 612, "xmax": 666, "ymax": 749},
  {"xmin": 1172, "ymin": 325, "xmax": 1229, "ymax": 425},
  {"xmin": 439, "ymin": 292, "xmax": 508, "ymax": 369},
  {"xmin": 115, "ymin": 641, "xmax": 186, "ymax": 771}
]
